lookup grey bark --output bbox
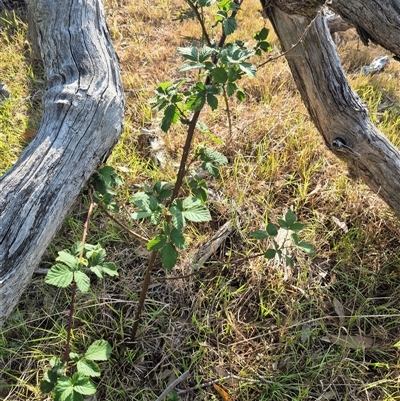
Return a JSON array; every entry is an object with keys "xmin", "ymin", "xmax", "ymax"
[
  {"xmin": 330, "ymin": 0, "xmax": 400, "ymax": 56},
  {"xmin": 263, "ymin": 5, "xmax": 400, "ymax": 215},
  {"xmin": 0, "ymin": 0, "xmax": 124, "ymax": 325},
  {"xmin": 325, "ymin": 12, "xmax": 353, "ymax": 34}
]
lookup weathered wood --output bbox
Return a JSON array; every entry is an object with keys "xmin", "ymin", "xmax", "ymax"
[
  {"xmin": 0, "ymin": 0, "xmax": 124, "ymax": 325},
  {"xmin": 330, "ymin": 0, "xmax": 400, "ymax": 57},
  {"xmin": 264, "ymin": 5, "xmax": 400, "ymax": 215},
  {"xmin": 325, "ymin": 12, "xmax": 353, "ymax": 34}
]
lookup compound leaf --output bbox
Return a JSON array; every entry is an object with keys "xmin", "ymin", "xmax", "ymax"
[
  {"xmin": 74, "ymin": 271, "xmax": 90, "ymax": 293},
  {"xmin": 85, "ymin": 340, "xmax": 112, "ymax": 361},
  {"xmin": 161, "ymin": 243, "xmax": 179, "ymax": 270},
  {"xmin": 45, "ymin": 264, "xmax": 73, "ymax": 288}
]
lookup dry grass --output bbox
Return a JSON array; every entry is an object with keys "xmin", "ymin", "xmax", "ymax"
[{"xmin": 1, "ymin": 1, "xmax": 400, "ymax": 400}]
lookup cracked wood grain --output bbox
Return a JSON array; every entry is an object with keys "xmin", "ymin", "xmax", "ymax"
[
  {"xmin": 264, "ymin": 5, "xmax": 400, "ymax": 216},
  {"xmin": 0, "ymin": 0, "xmax": 124, "ymax": 325}
]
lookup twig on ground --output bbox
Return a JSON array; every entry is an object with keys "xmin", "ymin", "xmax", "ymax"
[
  {"xmin": 155, "ymin": 370, "xmax": 190, "ymax": 401},
  {"xmin": 175, "ymin": 373, "xmax": 274, "ymax": 394}
]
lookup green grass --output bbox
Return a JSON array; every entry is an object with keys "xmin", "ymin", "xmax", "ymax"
[{"xmin": 1, "ymin": 1, "xmax": 400, "ymax": 400}]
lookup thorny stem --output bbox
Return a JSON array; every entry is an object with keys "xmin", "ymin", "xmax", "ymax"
[
  {"xmin": 222, "ymin": 85, "xmax": 233, "ymax": 137},
  {"xmin": 130, "ymin": 250, "xmax": 158, "ymax": 342},
  {"xmin": 185, "ymin": 0, "xmax": 212, "ymax": 46},
  {"xmin": 63, "ymin": 187, "xmax": 95, "ymax": 362},
  {"xmin": 130, "ymin": 0, "xmax": 245, "ymax": 343},
  {"xmin": 171, "ymin": 0, "xmax": 244, "ymax": 202}
]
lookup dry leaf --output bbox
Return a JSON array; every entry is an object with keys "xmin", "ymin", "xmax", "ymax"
[
  {"xmin": 323, "ymin": 333, "xmax": 375, "ymax": 349},
  {"xmin": 316, "ymin": 390, "xmax": 337, "ymax": 400},
  {"xmin": 301, "ymin": 324, "xmax": 312, "ymax": 343},
  {"xmin": 332, "ymin": 216, "xmax": 348, "ymax": 233},
  {"xmin": 22, "ymin": 130, "xmax": 36, "ymax": 140},
  {"xmin": 213, "ymin": 383, "xmax": 231, "ymax": 401},
  {"xmin": 332, "ymin": 298, "xmax": 346, "ymax": 326}
]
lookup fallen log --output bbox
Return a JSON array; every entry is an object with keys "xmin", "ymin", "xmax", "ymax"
[
  {"xmin": 0, "ymin": 0, "xmax": 124, "ymax": 325},
  {"xmin": 263, "ymin": 3, "xmax": 400, "ymax": 216}
]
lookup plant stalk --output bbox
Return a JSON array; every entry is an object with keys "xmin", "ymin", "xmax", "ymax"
[
  {"xmin": 130, "ymin": 0, "xmax": 245, "ymax": 342},
  {"xmin": 63, "ymin": 187, "xmax": 95, "ymax": 362},
  {"xmin": 130, "ymin": 250, "xmax": 158, "ymax": 341}
]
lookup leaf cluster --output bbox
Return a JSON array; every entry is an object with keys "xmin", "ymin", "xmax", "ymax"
[
  {"xmin": 40, "ymin": 340, "xmax": 111, "ymax": 401},
  {"xmin": 251, "ymin": 210, "xmax": 314, "ymax": 266},
  {"xmin": 91, "ymin": 165, "xmax": 123, "ymax": 212},
  {"xmin": 131, "ymin": 187, "xmax": 212, "ymax": 269},
  {"xmin": 45, "ymin": 242, "xmax": 118, "ymax": 292},
  {"xmin": 150, "ymin": 4, "xmax": 271, "ymax": 134}
]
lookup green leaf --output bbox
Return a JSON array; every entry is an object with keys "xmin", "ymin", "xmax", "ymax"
[
  {"xmin": 285, "ymin": 209, "xmax": 297, "ymax": 226},
  {"xmin": 167, "ymin": 390, "xmax": 180, "ymax": 401},
  {"xmin": 45, "ymin": 264, "xmax": 74, "ymax": 288},
  {"xmin": 40, "ymin": 379, "xmax": 55, "ymax": 393},
  {"xmin": 194, "ymin": 187, "xmax": 208, "ymax": 203},
  {"xmin": 206, "ymin": 93, "xmax": 218, "ymax": 110},
  {"xmin": 131, "ymin": 192, "xmax": 163, "ymax": 224},
  {"xmin": 196, "ymin": 0, "xmax": 216, "ymax": 6},
  {"xmin": 170, "ymin": 228, "xmax": 186, "ymax": 249},
  {"xmin": 198, "ymin": 46, "xmax": 215, "ymax": 62},
  {"xmin": 70, "ymin": 242, "xmax": 84, "ymax": 257},
  {"xmin": 154, "ymin": 181, "xmax": 173, "ymax": 200},
  {"xmin": 182, "ymin": 196, "xmax": 200, "ymax": 209},
  {"xmin": 290, "ymin": 222, "xmax": 304, "ymax": 232},
  {"xmin": 202, "ymin": 161, "xmax": 219, "ymax": 177},
  {"xmin": 178, "ymin": 46, "xmax": 199, "ymax": 62},
  {"xmin": 264, "ymin": 249, "xmax": 276, "ymax": 259},
  {"xmin": 251, "ymin": 230, "xmax": 269, "ymax": 240},
  {"xmin": 227, "ymin": 66, "xmax": 241, "ymax": 82},
  {"xmin": 226, "ymin": 82, "xmax": 237, "ymax": 96},
  {"xmin": 170, "ymin": 200, "xmax": 186, "ymax": 230},
  {"xmin": 199, "ymin": 147, "xmax": 228, "ymax": 166},
  {"xmin": 100, "ymin": 262, "xmax": 118, "ymax": 277},
  {"xmin": 186, "ymin": 91, "xmax": 206, "ymax": 111},
  {"xmin": 161, "ymin": 242, "xmax": 179, "ymax": 270},
  {"xmin": 257, "ymin": 41, "xmax": 271, "ymax": 53},
  {"xmin": 56, "ymin": 251, "xmax": 79, "ymax": 270},
  {"xmin": 147, "ymin": 235, "xmax": 167, "ymax": 251},
  {"xmin": 238, "ymin": 62, "xmax": 256, "ymax": 77},
  {"xmin": 223, "ymin": 16, "xmax": 237, "ymax": 35},
  {"xmin": 161, "ymin": 104, "xmax": 180, "ymax": 132},
  {"xmin": 49, "ymin": 356, "xmax": 63, "ymax": 369},
  {"xmin": 285, "ymin": 255, "xmax": 294, "ymax": 267},
  {"xmin": 254, "ymin": 27, "xmax": 269, "ymax": 41},
  {"xmin": 71, "ymin": 373, "xmax": 97, "ymax": 396},
  {"xmin": 131, "ymin": 211, "xmax": 152, "ymax": 220},
  {"xmin": 85, "ymin": 340, "xmax": 112, "ymax": 361},
  {"xmin": 291, "ymin": 232, "xmax": 299, "ymax": 245},
  {"xmin": 86, "ymin": 244, "xmax": 106, "ymax": 264},
  {"xmin": 297, "ymin": 242, "xmax": 314, "ymax": 255},
  {"xmin": 266, "ymin": 223, "xmax": 278, "ymax": 236},
  {"xmin": 278, "ymin": 219, "xmax": 288, "ymax": 229},
  {"xmin": 179, "ymin": 61, "xmax": 204, "ymax": 72},
  {"xmin": 236, "ymin": 88, "xmax": 245, "ymax": 102},
  {"xmin": 77, "ymin": 358, "xmax": 100, "ymax": 377},
  {"xmin": 183, "ymin": 204, "xmax": 211, "ymax": 223},
  {"xmin": 69, "ymin": 353, "xmax": 80, "ymax": 363},
  {"xmin": 73, "ymin": 271, "xmax": 90, "ymax": 292},
  {"xmin": 54, "ymin": 376, "xmax": 74, "ymax": 401},
  {"xmin": 211, "ymin": 67, "xmax": 228, "ymax": 84},
  {"xmin": 46, "ymin": 369, "xmax": 59, "ymax": 383}
]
